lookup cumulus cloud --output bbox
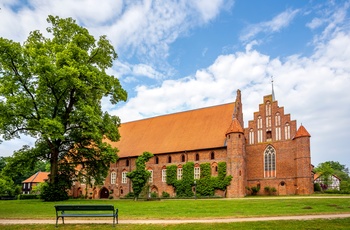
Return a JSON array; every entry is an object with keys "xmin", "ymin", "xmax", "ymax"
[{"xmin": 112, "ymin": 16, "xmax": 350, "ymax": 166}]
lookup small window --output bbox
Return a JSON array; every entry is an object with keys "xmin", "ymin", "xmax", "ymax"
[
  {"xmin": 126, "ymin": 159, "xmax": 129, "ymax": 167},
  {"xmin": 162, "ymin": 169, "xmax": 167, "ymax": 182},
  {"xmin": 181, "ymin": 154, "xmax": 185, "ymax": 162},
  {"xmin": 266, "ymin": 130, "xmax": 272, "ymax": 140},
  {"xmin": 194, "ymin": 167, "xmax": 200, "ymax": 179},
  {"xmin": 210, "ymin": 152, "xmax": 215, "ymax": 160},
  {"xmin": 195, "ymin": 153, "xmax": 199, "ymax": 161},
  {"xmin": 122, "ymin": 171, "xmax": 127, "ymax": 184},
  {"xmin": 155, "ymin": 156, "xmax": 159, "ymax": 164},
  {"xmin": 177, "ymin": 167, "xmax": 183, "ymax": 180},
  {"xmin": 168, "ymin": 156, "xmax": 172, "ymax": 163},
  {"xmin": 111, "ymin": 172, "xmax": 116, "ymax": 184}
]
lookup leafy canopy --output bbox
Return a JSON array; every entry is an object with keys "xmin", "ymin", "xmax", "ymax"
[{"xmin": 0, "ymin": 15, "xmax": 127, "ymax": 199}]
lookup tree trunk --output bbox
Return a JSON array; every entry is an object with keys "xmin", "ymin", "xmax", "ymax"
[{"xmin": 50, "ymin": 149, "xmax": 59, "ymax": 184}]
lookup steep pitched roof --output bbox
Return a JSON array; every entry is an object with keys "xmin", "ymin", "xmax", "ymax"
[
  {"xmin": 22, "ymin": 172, "xmax": 49, "ymax": 183},
  {"xmin": 109, "ymin": 102, "xmax": 235, "ymax": 158},
  {"xmin": 226, "ymin": 118, "xmax": 244, "ymax": 135},
  {"xmin": 294, "ymin": 125, "xmax": 311, "ymax": 139}
]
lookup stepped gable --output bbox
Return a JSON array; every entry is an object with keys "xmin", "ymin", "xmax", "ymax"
[
  {"xmin": 293, "ymin": 125, "xmax": 311, "ymax": 139},
  {"xmin": 109, "ymin": 102, "xmax": 235, "ymax": 158}
]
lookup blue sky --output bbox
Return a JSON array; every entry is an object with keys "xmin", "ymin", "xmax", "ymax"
[{"xmin": 1, "ymin": 0, "xmax": 350, "ymax": 169}]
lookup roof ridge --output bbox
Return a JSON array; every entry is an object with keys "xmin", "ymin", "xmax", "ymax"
[{"xmin": 122, "ymin": 102, "xmax": 235, "ymax": 124}]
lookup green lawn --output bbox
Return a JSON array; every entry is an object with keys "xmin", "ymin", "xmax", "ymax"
[
  {"xmin": 0, "ymin": 196, "xmax": 350, "ymax": 219},
  {"xmin": 1, "ymin": 219, "xmax": 350, "ymax": 230},
  {"xmin": 1, "ymin": 196, "xmax": 350, "ymax": 229}
]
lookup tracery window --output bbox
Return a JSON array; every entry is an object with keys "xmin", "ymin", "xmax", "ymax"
[{"xmin": 264, "ymin": 145, "xmax": 276, "ymax": 178}]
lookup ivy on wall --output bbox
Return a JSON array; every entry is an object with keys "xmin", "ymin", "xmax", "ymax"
[{"xmin": 166, "ymin": 162, "xmax": 232, "ymax": 197}]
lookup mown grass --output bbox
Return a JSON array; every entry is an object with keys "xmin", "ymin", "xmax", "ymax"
[
  {"xmin": 0, "ymin": 196, "xmax": 350, "ymax": 219},
  {"xmin": 2, "ymin": 218, "xmax": 350, "ymax": 230},
  {"xmin": 1, "ymin": 196, "xmax": 350, "ymax": 229}
]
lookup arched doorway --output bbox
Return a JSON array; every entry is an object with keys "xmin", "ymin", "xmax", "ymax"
[
  {"xmin": 100, "ymin": 187, "xmax": 109, "ymax": 199},
  {"xmin": 278, "ymin": 181, "xmax": 287, "ymax": 195}
]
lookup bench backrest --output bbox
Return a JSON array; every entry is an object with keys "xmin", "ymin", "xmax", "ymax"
[{"xmin": 55, "ymin": 205, "xmax": 115, "ymax": 211}]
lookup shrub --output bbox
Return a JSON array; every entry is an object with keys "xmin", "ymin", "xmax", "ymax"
[
  {"xmin": 246, "ymin": 186, "xmax": 260, "ymax": 195},
  {"xmin": 18, "ymin": 194, "xmax": 39, "ymax": 200},
  {"xmin": 150, "ymin": 192, "xmax": 158, "ymax": 198},
  {"xmin": 314, "ymin": 183, "xmax": 322, "ymax": 192},
  {"xmin": 161, "ymin": 191, "xmax": 170, "ymax": 198},
  {"xmin": 125, "ymin": 192, "xmax": 134, "ymax": 198},
  {"xmin": 40, "ymin": 182, "xmax": 69, "ymax": 201}
]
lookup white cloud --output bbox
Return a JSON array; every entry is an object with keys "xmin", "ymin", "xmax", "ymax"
[
  {"xmin": 240, "ymin": 8, "xmax": 299, "ymax": 42},
  {"xmin": 113, "ymin": 23, "xmax": 350, "ymax": 167}
]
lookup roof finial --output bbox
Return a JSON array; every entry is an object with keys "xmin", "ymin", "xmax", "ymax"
[{"xmin": 271, "ymin": 76, "xmax": 275, "ymax": 101}]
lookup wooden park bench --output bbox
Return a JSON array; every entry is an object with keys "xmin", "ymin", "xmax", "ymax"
[{"xmin": 55, "ymin": 204, "xmax": 118, "ymax": 227}]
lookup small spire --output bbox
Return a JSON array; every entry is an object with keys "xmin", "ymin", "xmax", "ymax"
[{"xmin": 271, "ymin": 76, "xmax": 275, "ymax": 101}]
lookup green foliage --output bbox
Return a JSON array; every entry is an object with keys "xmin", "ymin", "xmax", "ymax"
[
  {"xmin": 1, "ymin": 148, "xmax": 48, "ymax": 186},
  {"xmin": 124, "ymin": 192, "xmax": 134, "ymax": 198},
  {"xmin": 0, "ymin": 176, "xmax": 15, "ymax": 196},
  {"xmin": 264, "ymin": 186, "xmax": 277, "ymax": 195},
  {"xmin": 166, "ymin": 165, "xmax": 178, "ymax": 186},
  {"xmin": 41, "ymin": 181, "xmax": 69, "ymax": 201},
  {"xmin": 0, "ymin": 15, "xmax": 127, "ymax": 201},
  {"xmin": 246, "ymin": 186, "xmax": 260, "ymax": 195},
  {"xmin": 161, "ymin": 191, "xmax": 170, "ymax": 198},
  {"xmin": 18, "ymin": 194, "xmax": 39, "ymax": 200},
  {"xmin": 166, "ymin": 162, "xmax": 232, "ymax": 197},
  {"xmin": 127, "ymin": 152, "xmax": 154, "ymax": 200},
  {"xmin": 314, "ymin": 183, "xmax": 322, "ymax": 192}
]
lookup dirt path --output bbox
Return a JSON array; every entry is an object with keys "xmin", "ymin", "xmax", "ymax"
[{"xmin": 1, "ymin": 213, "xmax": 350, "ymax": 225}]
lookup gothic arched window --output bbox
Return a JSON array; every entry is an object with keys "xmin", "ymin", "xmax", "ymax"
[{"xmin": 264, "ymin": 145, "xmax": 276, "ymax": 178}]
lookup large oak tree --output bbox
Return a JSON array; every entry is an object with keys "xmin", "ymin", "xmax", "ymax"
[{"xmin": 0, "ymin": 16, "xmax": 127, "ymax": 200}]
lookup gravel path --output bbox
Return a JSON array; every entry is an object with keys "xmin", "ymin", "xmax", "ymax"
[{"xmin": 1, "ymin": 213, "xmax": 350, "ymax": 225}]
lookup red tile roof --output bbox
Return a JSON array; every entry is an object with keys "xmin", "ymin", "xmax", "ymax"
[
  {"xmin": 294, "ymin": 125, "xmax": 311, "ymax": 139},
  {"xmin": 22, "ymin": 172, "xmax": 49, "ymax": 183},
  {"xmin": 109, "ymin": 102, "xmax": 235, "ymax": 158},
  {"xmin": 226, "ymin": 118, "xmax": 244, "ymax": 135}
]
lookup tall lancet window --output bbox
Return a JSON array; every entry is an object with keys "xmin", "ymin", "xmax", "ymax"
[
  {"xmin": 257, "ymin": 116, "xmax": 263, "ymax": 143},
  {"xmin": 285, "ymin": 123, "xmax": 291, "ymax": 140},
  {"xmin": 266, "ymin": 101, "xmax": 271, "ymax": 128},
  {"xmin": 249, "ymin": 128, "xmax": 254, "ymax": 144},
  {"xmin": 275, "ymin": 112, "xmax": 281, "ymax": 140},
  {"xmin": 264, "ymin": 145, "xmax": 276, "ymax": 178}
]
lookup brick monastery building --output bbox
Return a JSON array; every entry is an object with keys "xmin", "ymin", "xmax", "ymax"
[{"xmin": 71, "ymin": 90, "xmax": 313, "ymax": 198}]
